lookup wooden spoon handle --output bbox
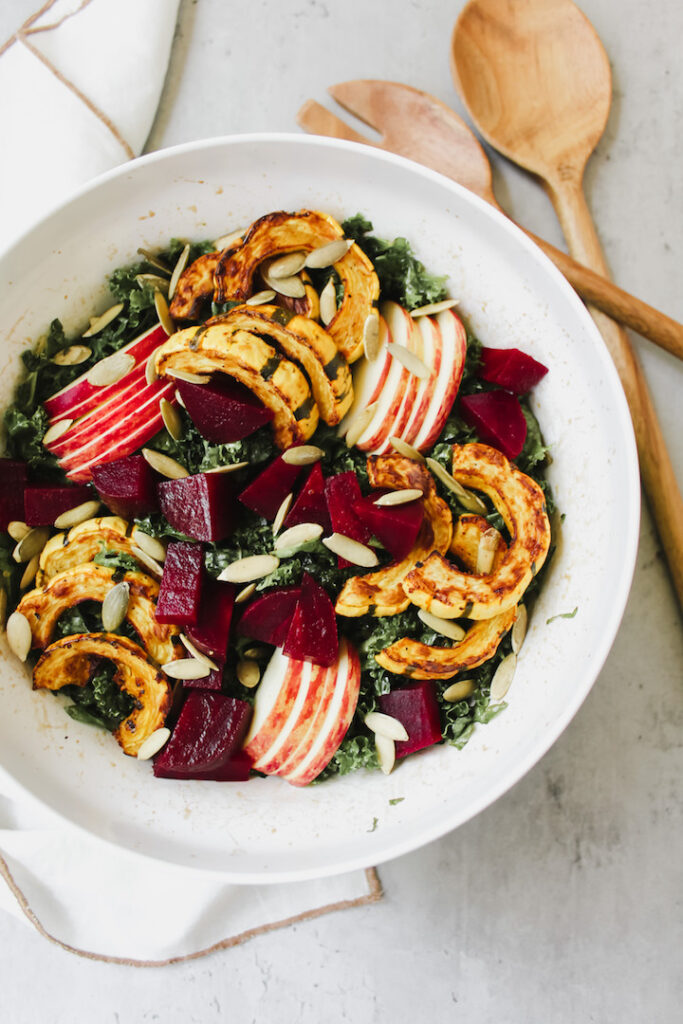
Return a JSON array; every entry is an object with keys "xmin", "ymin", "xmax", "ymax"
[{"xmin": 548, "ymin": 178, "xmax": 683, "ymax": 605}]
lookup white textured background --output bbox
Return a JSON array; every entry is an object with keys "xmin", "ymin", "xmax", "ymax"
[{"xmin": 0, "ymin": 0, "xmax": 681, "ymax": 1021}]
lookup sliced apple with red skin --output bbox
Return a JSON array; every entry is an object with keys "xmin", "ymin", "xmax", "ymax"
[
  {"xmin": 271, "ymin": 661, "xmax": 338, "ymax": 778},
  {"xmin": 411, "ymin": 309, "xmax": 466, "ymax": 451},
  {"xmin": 374, "ymin": 311, "xmax": 424, "ymax": 454},
  {"xmin": 250, "ymin": 660, "xmax": 318, "ymax": 774},
  {"xmin": 44, "ymin": 323, "xmax": 168, "ymax": 421},
  {"xmin": 48, "ymin": 364, "xmax": 149, "ymax": 447},
  {"xmin": 334, "ymin": 315, "xmax": 392, "ymax": 437},
  {"xmin": 242, "ymin": 649, "xmax": 309, "ymax": 767},
  {"xmin": 401, "ymin": 313, "xmax": 442, "ymax": 445},
  {"xmin": 356, "ymin": 302, "xmax": 410, "ymax": 453}
]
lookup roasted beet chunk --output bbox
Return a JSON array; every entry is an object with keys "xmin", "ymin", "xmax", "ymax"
[
  {"xmin": 0, "ymin": 460, "xmax": 27, "ymax": 530},
  {"xmin": 379, "ymin": 681, "xmax": 443, "ymax": 758},
  {"xmin": 176, "ymin": 374, "xmax": 273, "ymax": 443},
  {"xmin": 238, "ymin": 455, "xmax": 303, "ymax": 520},
  {"xmin": 185, "ymin": 578, "xmax": 235, "ymax": 664},
  {"xmin": 460, "ymin": 391, "xmax": 527, "ymax": 460},
  {"xmin": 153, "ymin": 693, "xmax": 252, "ymax": 778},
  {"xmin": 353, "ymin": 494, "xmax": 423, "ymax": 561},
  {"xmin": 236, "ymin": 585, "xmax": 302, "ymax": 647},
  {"xmin": 91, "ymin": 454, "xmax": 159, "ymax": 519},
  {"xmin": 479, "ymin": 347, "xmax": 548, "ymax": 394},
  {"xmin": 155, "ymin": 541, "xmax": 203, "ymax": 625},
  {"xmin": 158, "ymin": 472, "xmax": 237, "ymax": 542},
  {"xmin": 23, "ymin": 484, "xmax": 92, "ymax": 526},
  {"xmin": 283, "ymin": 573, "xmax": 338, "ymax": 667},
  {"xmin": 182, "ymin": 667, "xmax": 224, "ymax": 691},
  {"xmin": 324, "ymin": 471, "xmax": 370, "ymax": 567},
  {"xmin": 283, "ymin": 462, "xmax": 330, "ymax": 530}
]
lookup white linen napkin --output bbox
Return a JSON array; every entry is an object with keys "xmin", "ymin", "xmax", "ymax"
[{"xmin": 0, "ymin": 0, "xmax": 380, "ymax": 963}]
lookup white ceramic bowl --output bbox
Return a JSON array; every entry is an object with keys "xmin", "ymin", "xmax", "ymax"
[{"xmin": 0, "ymin": 135, "xmax": 639, "ymax": 882}]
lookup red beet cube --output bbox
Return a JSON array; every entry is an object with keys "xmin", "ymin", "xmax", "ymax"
[
  {"xmin": 0, "ymin": 460, "xmax": 27, "ymax": 530},
  {"xmin": 324, "ymin": 471, "xmax": 370, "ymax": 568},
  {"xmin": 91, "ymin": 454, "xmax": 159, "ymax": 519},
  {"xmin": 480, "ymin": 347, "xmax": 548, "ymax": 394},
  {"xmin": 283, "ymin": 573, "xmax": 338, "ymax": 667},
  {"xmin": 182, "ymin": 667, "xmax": 224, "ymax": 690},
  {"xmin": 379, "ymin": 681, "xmax": 443, "ymax": 758},
  {"xmin": 238, "ymin": 455, "xmax": 303, "ymax": 520},
  {"xmin": 176, "ymin": 374, "xmax": 273, "ymax": 443},
  {"xmin": 185, "ymin": 578, "xmax": 235, "ymax": 664},
  {"xmin": 155, "ymin": 749, "xmax": 253, "ymax": 782},
  {"xmin": 153, "ymin": 693, "xmax": 252, "ymax": 778},
  {"xmin": 460, "ymin": 391, "xmax": 528, "ymax": 460},
  {"xmin": 283, "ymin": 462, "xmax": 330, "ymax": 530},
  {"xmin": 155, "ymin": 541, "xmax": 203, "ymax": 625},
  {"xmin": 236, "ymin": 585, "xmax": 301, "ymax": 646},
  {"xmin": 23, "ymin": 484, "xmax": 92, "ymax": 527},
  {"xmin": 158, "ymin": 472, "xmax": 237, "ymax": 542},
  {"xmin": 353, "ymin": 494, "xmax": 423, "ymax": 561}
]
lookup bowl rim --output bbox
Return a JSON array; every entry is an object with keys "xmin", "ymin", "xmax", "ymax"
[{"xmin": 0, "ymin": 132, "xmax": 640, "ymax": 882}]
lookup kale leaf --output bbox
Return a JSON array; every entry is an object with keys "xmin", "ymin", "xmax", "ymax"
[{"xmin": 63, "ymin": 660, "xmax": 134, "ymax": 732}]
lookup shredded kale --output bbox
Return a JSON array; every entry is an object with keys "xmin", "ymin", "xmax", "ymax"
[
  {"xmin": 93, "ymin": 546, "xmax": 145, "ymax": 576},
  {"xmin": 546, "ymin": 607, "xmax": 578, "ymax": 624},
  {"xmin": 62, "ymin": 660, "xmax": 135, "ymax": 732}
]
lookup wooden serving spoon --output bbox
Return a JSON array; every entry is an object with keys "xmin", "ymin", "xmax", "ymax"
[
  {"xmin": 298, "ymin": 83, "xmax": 682, "ymax": 361},
  {"xmin": 451, "ymin": 0, "xmax": 682, "ymax": 606}
]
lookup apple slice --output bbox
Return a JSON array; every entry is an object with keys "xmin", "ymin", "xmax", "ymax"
[
  {"xmin": 356, "ymin": 302, "xmax": 410, "ymax": 452},
  {"xmin": 242, "ymin": 649, "xmax": 308, "ymax": 766},
  {"xmin": 401, "ymin": 314, "xmax": 441, "ymax": 445},
  {"xmin": 255, "ymin": 661, "xmax": 329, "ymax": 775},
  {"xmin": 44, "ymin": 323, "xmax": 168, "ymax": 420},
  {"xmin": 374, "ymin": 311, "xmax": 424, "ymax": 454},
  {"xmin": 270, "ymin": 661, "xmax": 337, "ymax": 777},
  {"xmin": 249, "ymin": 661, "xmax": 319, "ymax": 772},
  {"xmin": 411, "ymin": 309, "xmax": 467, "ymax": 451},
  {"xmin": 335, "ymin": 315, "xmax": 392, "ymax": 436}
]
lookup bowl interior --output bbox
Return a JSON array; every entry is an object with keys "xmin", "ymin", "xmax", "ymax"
[{"xmin": 0, "ymin": 136, "xmax": 639, "ymax": 881}]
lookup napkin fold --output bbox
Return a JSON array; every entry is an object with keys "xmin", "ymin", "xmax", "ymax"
[{"xmin": 0, "ymin": 0, "xmax": 381, "ymax": 963}]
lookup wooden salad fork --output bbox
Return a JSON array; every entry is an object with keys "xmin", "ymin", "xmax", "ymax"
[{"xmin": 297, "ymin": 81, "xmax": 683, "ymax": 363}]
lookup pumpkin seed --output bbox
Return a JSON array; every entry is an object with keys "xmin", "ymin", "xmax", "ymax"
[
  {"xmin": 262, "ymin": 270, "xmax": 306, "ymax": 299},
  {"xmin": 237, "ymin": 658, "xmax": 260, "ymax": 689},
  {"xmin": 168, "ymin": 243, "xmax": 191, "ymax": 301},
  {"xmin": 42, "ymin": 418, "xmax": 73, "ymax": 446},
  {"xmin": 217, "ymin": 554, "xmax": 280, "ymax": 584},
  {"xmin": 160, "ymin": 397, "xmax": 183, "ymax": 441},
  {"xmin": 409, "ymin": 298, "xmax": 459, "ymax": 318},
  {"xmin": 213, "ymin": 228, "xmax": 244, "ymax": 250},
  {"xmin": 281, "ymin": 445, "xmax": 324, "ymax": 466},
  {"xmin": 54, "ymin": 500, "xmax": 101, "ymax": 530},
  {"xmin": 272, "ymin": 493, "xmax": 293, "ymax": 537},
  {"xmin": 52, "ymin": 344, "xmax": 91, "ymax": 366},
  {"xmin": 137, "ymin": 247, "xmax": 171, "ymax": 275},
  {"xmin": 305, "ymin": 238, "xmax": 352, "ymax": 269},
  {"xmin": 204, "ymin": 461, "xmax": 249, "ymax": 474},
  {"xmin": 235, "ymin": 582, "xmax": 256, "ymax": 604},
  {"xmin": 136, "ymin": 727, "xmax": 171, "ymax": 761},
  {"xmin": 142, "ymin": 448, "xmax": 188, "ymax": 479},
  {"xmin": 175, "ymin": 388, "xmax": 186, "ymax": 408},
  {"xmin": 246, "ymin": 289, "xmax": 276, "ymax": 306},
  {"xmin": 476, "ymin": 528, "xmax": 501, "ymax": 575},
  {"xmin": 166, "ymin": 368, "xmax": 210, "ymax": 385},
  {"xmin": 322, "ymin": 533, "xmax": 379, "ymax": 568},
  {"xmin": 86, "ymin": 350, "xmax": 135, "ymax": 387},
  {"xmin": 130, "ymin": 545, "xmax": 164, "ymax": 577},
  {"xmin": 319, "ymin": 277, "xmax": 337, "ymax": 326},
  {"xmin": 154, "ymin": 290, "xmax": 175, "ymax": 337},
  {"xmin": 101, "ymin": 581, "xmax": 130, "ymax": 631},
  {"xmin": 268, "ymin": 251, "xmax": 307, "ymax": 279},
  {"xmin": 490, "ymin": 652, "xmax": 517, "ymax": 702},
  {"xmin": 375, "ymin": 734, "xmax": 396, "ymax": 775},
  {"xmin": 82, "ymin": 303, "xmax": 124, "ymax": 338},
  {"xmin": 145, "ymin": 349, "xmax": 159, "ymax": 385},
  {"xmin": 13, "ymin": 527, "xmax": 50, "ymax": 563},
  {"xmin": 363, "ymin": 312, "xmax": 382, "ymax": 361},
  {"xmin": 274, "ymin": 522, "xmax": 323, "ymax": 555},
  {"xmin": 417, "ymin": 608, "xmax": 466, "ymax": 641},
  {"xmin": 443, "ymin": 678, "xmax": 475, "ymax": 702},
  {"xmin": 387, "ymin": 341, "xmax": 430, "ymax": 379},
  {"xmin": 243, "ymin": 645, "xmax": 267, "ymax": 660},
  {"xmin": 511, "ymin": 605, "xmax": 528, "ymax": 654},
  {"xmin": 364, "ymin": 711, "xmax": 409, "ymax": 742},
  {"xmin": 162, "ymin": 658, "xmax": 211, "ymax": 680},
  {"xmin": 179, "ymin": 633, "xmax": 219, "ymax": 671},
  {"xmin": 136, "ymin": 273, "xmax": 169, "ymax": 294},
  {"xmin": 389, "ymin": 436, "xmax": 426, "ymax": 463},
  {"xmin": 7, "ymin": 521, "xmax": 30, "ymax": 542},
  {"xmin": 6, "ymin": 611, "xmax": 32, "ymax": 662},
  {"xmin": 344, "ymin": 404, "xmax": 376, "ymax": 449},
  {"xmin": 19, "ymin": 554, "xmax": 40, "ymax": 590},
  {"xmin": 374, "ymin": 488, "xmax": 423, "ymax": 507},
  {"xmin": 131, "ymin": 527, "xmax": 167, "ymax": 563},
  {"xmin": 426, "ymin": 457, "xmax": 487, "ymax": 514}
]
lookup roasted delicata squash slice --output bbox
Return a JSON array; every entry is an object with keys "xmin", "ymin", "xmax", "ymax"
[
  {"xmin": 376, "ymin": 515, "xmax": 517, "ymax": 679},
  {"xmin": 37, "ymin": 516, "xmax": 145, "ymax": 586},
  {"xmin": 212, "ymin": 210, "xmax": 380, "ymax": 363},
  {"xmin": 154, "ymin": 321, "xmax": 319, "ymax": 447},
  {"xmin": 403, "ymin": 443, "xmax": 551, "ymax": 620},
  {"xmin": 335, "ymin": 455, "xmax": 452, "ymax": 617},
  {"xmin": 205, "ymin": 304, "xmax": 353, "ymax": 425},
  {"xmin": 33, "ymin": 633, "xmax": 172, "ymax": 757},
  {"xmin": 169, "ymin": 250, "xmax": 222, "ymax": 321},
  {"xmin": 17, "ymin": 563, "xmax": 180, "ymax": 665}
]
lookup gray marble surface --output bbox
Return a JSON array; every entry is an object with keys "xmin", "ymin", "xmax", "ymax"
[{"xmin": 1, "ymin": 1, "xmax": 681, "ymax": 1021}]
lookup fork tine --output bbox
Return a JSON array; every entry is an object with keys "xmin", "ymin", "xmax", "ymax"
[
  {"xmin": 328, "ymin": 80, "xmax": 386, "ymax": 134},
  {"xmin": 296, "ymin": 100, "xmax": 375, "ymax": 146}
]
